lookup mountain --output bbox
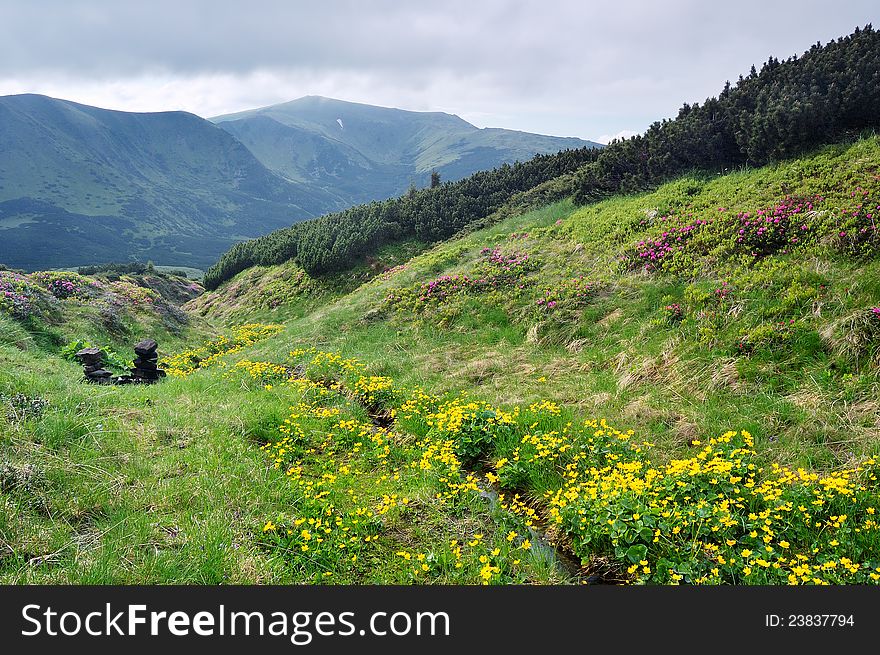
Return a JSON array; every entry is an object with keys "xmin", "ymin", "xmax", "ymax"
[
  {"xmin": 0, "ymin": 94, "xmax": 599, "ymax": 272},
  {"xmin": 3, "ymin": 26, "xmax": 879, "ymax": 591},
  {"xmin": 204, "ymin": 26, "xmax": 880, "ymax": 289},
  {"xmin": 0, "ymin": 94, "xmax": 348, "ymax": 271},
  {"xmin": 212, "ymin": 96, "xmax": 600, "ymax": 204}
]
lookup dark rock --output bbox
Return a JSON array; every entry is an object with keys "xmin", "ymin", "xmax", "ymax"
[
  {"xmin": 77, "ymin": 348, "xmax": 111, "ymax": 382},
  {"xmin": 133, "ymin": 339, "xmax": 158, "ymax": 356},
  {"xmin": 75, "ymin": 347, "xmax": 104, "ymax": 364},
  {"xmin": 87, "ymin": 369, "xmax": 113, "ymax": 377},
  {"xmin": 128, "ymin": 339, "xmax": 165, "ymax": 383},
  {"xmin": 84, "ymin": 369, "xmax": 114, "ymax": 383}
]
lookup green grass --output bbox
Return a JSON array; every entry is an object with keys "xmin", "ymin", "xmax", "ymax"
[
  {"xmin": 243, "ymin": 138, "xmax": 880, "ymax": 471},
  {"xmin": 3, "ymin": 137, "xmax": 880, "ymax": 585}
]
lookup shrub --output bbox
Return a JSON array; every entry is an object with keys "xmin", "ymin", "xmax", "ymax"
[
  {"xmin": 60, "ymin": 339, "xmax": 132, "ymax": 372},
  {"xmin": 833, "ymin": 187, "xmax": 880, "ymax": 258}
]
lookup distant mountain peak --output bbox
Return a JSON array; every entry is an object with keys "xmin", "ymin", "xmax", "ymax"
[
  {"xmin": 211, "ymin": 96, "xmax": 600, "ymax": 182},
  {"xmin": 0, "ymin": 92, "xmax": 600, "ymax": 273}
]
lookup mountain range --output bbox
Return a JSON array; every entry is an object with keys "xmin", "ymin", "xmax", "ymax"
[
  {"xmin": 0, "ymin": 94, "xmax": 599, "ymax": 271},
  {"xmin": 212, "ymin": 96, "xmax": 595, "ymax": 205}
]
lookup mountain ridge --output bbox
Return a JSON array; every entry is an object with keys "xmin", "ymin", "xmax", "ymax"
[
  {"xmin": 0, "ymin": 93, "xmax": 599, "ymax": 271},
  {"xmin": 211, "ymin": 95, "xmax": 600, "ymax": 200},
  {"xmin": 0, "ymin": 93, "xmax": 340, "ymax": 270}
]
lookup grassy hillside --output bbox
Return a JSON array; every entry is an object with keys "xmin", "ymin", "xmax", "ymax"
[
  {"xmin": 195, "ymin": 137, "xmax": 880, "ymax": 470},
  {"xmin": 4, "ymin": 137, "xmax": 878, "ymax": 585}
]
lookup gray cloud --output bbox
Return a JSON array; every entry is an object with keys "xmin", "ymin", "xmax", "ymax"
[{"xmin": 0, "ymin": 0, "xmax": 877, "ymax": 140}]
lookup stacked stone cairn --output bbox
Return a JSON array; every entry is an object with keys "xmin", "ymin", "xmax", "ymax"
[
  {"xmin": 75, "ymin": 347, "xmax": 114, "ymax": 384},
  {"xmin": 129, "ymin": 339, "xmax": 166, "ymax": 383},
  {"xmin": 76, "ymin": 340, "xmax": 166, "ymax": 385}
]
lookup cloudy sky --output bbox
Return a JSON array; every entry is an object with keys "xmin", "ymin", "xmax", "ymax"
[{"xmin": 0, "ymin": 1, "xmax": 877, "ymax": 143}]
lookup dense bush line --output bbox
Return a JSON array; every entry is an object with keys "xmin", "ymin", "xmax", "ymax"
[
  {"xmin": 205, "ymin": 26, "xmax": 880, "ymax": 290},
  {"xmin": 203, "ymin": 147, "xmax": 598, "ymax": 288},
  {"xmin": 572, "ymin": 25, "xmax": 880, "ymax": 202}
]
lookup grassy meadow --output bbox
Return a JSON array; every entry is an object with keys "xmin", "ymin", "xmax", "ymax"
[{"xmin": 3, "ymin": 137, "xmax": 880, "ymax": 584}]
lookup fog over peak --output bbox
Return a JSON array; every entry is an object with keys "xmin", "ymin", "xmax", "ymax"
[{"xmin": 0, "ymin": 0, "xmax": 876, "ymax": 140}]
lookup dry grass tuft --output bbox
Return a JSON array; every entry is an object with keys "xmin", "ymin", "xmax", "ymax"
[{"xmin": 710, "ymin": 358, "xmax": 742, "ymax": 391}]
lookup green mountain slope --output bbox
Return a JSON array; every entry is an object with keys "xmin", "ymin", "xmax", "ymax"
[
  {"xmin": 4, "ymin": 138, "xmax": 878, "ymax": 585},
  {"xmin": 184, "ymin": 137, "xmax": 880, "ymax": 584},
  {"xmin": 0, "ymin": 94, "xmax": 345, "ymax": 271},
  {"xmin": 205, "ymin": 26, "xmax": 880, "ymax": 290},
  {"xmin": 213, "ymin": 96, "xmax": 600, "ymax": 202}
]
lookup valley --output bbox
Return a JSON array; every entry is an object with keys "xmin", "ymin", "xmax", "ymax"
[
  {"xmin": 3, "ymin": 137, "xmax": 879, "ymax": 584},
  {"xmin": 2, "ymin": 25, "xmax": 879, "ymax": 587}
]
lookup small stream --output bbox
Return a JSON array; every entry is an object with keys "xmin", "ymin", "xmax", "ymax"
[
  {"xmin": 324, "ymin": 376, "xmax": 595, "ymax": 583},
  {"xmin": 475, "ymin": 474, "xmax": 585, "ymax": 580}
]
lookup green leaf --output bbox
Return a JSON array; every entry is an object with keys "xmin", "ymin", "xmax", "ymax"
[{"xmin": 625, "ymin": 544, "xmax": 648, "ymax": 563}]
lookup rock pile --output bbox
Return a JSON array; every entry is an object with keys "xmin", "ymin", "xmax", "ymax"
[
  {"xmin": 129, "ymin": 339, "xmax": 166, "ymax": 383},
  {"xmin": 76, "ymin": 340, "xmax": 167, "ymax": 385},
  {"xmin": 75, "ymin": 347, "xmax": 114, "ymax": 384}
]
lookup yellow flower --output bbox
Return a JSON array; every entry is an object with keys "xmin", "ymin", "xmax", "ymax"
[
  {"xmin": 521, "ymin": 540, "xmax": 532, "ymax": 550},
  {"xmin": 262, "ymin": 520, "xmax": 276, "ymax": 532}
]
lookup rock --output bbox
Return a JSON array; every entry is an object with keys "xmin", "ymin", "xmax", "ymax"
[
  {"xmin": 75, "ymin": 348, "xmax": 114, "ymax": 383},
  {"xmin": 134, "ymin": 339, "xmax": 158, "ymax": 356},
  {"xmin": 128, "ymin": 339, "xmax": 165, "ymax": 383},
  {"xmin": 86, "ymin": 369, "xmax": 114, "ymax": 384},
  {"xmin": 75, "ymin": 347, "xmax": 104, "ymax": 363}
]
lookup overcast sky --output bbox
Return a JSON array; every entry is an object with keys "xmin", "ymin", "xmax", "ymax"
[{"xmin": 0, "ymin": 1, "xmax": 877, "ymax": 142}]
